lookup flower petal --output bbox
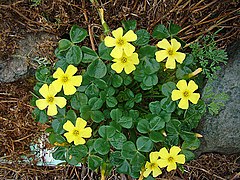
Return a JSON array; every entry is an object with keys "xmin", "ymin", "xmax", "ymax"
[
  {"xmin": 166, "ymin": 162, "xmax": 177, "ymax": 172},
  {"xmin": 143, "ymin": 168, "xmax": 152, "ymax": 178},
  {"xmin": 47, "ymin": 104, "xmax": 58, "ymax": 116},
  {"xmin": 152, "ymin": 166, "xmax": 162, "ymax": 177},
  {"xmin": 130, "ymin": 53, "xmax": 139, "ymax": 64},
  {"xmin": 51, "ymin": 80, "xmax": 63, "ymax": 93},
  {"xmin": 171, "ymin": 90, "xmax": 182, "ymax": 101},
  {"xmin": 65, "ymin": 65, "xmax": 77, "ymax": 77},
  {"xmin": 74, "ymin": 137, "xmax": 86, "ymax": 145},
  {"xmin": 36, "ymin": 99, "xmax": 48, "ymax": 110},
  {"xmin": 158, "ymin": 159, "xmax": 168, "ymax": 168},
  {"xmin": 63, "ymin": 120, "xmax": 75, "ymax": 132},
  {"xmin": 111, "ymin": 62, "xmax": 124, "ymax": 73},
  {"xmin": 110, "ymin": 46, "xmax": 123, "ymax": 58},
  {"xmin": 157, "ymin": 39, "xmax": 171, "ymax": 50},
  {"xmin": 189, "ymin": 93, "xmax": 200, "ymax": 104},
  {"xmin": 48, "ymin": 84, "xmax": 58, "ymax": 96},
  {"xmin": 175, "ymin": 154, "xmax": 185, "ymax": 164},
  {"xmin": 69, "ymin": 75, "xmax": 82, "ymax": 87},
  {"xmin": 64, "ymin": 132, "xmax": 74, "ymax": 143},
  {"xmin": 178, "ymin": 98, "xmax": 189, "ymax": 109},
  {"xmin": 150, "ymin": 152, "xmax": 160, "ymax": 162},
  {"xmin": 123, "ymin": 43, "xmax": 135, "ymax": 57},
  {"xmin": 170, "ymin": 146, "xmax": 181, "ymax": 156},
  {"xmin": 171, "ymin": 39, "xmax": 181, "ymax": 52},
  {"xmin": 39, "ymin": 84, "xmax": 49, "ymax": 98},
  {"xmin": 188, "ymin": 80, "xmax": 198, "ymax": 92},
  {"xmin": 112, "ymin": 27, "xmax": 123, "ymax": 39},
  {"xmin": 174, "ymin": 52, "xmax": 186, "ymax": 64},
  {"xmin": 54, "ymin": 97, "xmax": 66, "ymax": 108},
  {"xmin": 124, "ymin": 63, "xmax": 136, "ymax": 74},
  {"xmin": 166, "ymin": 56, "xmax": 176, "ymax": 69},
  {"xmin": 155, "ymin": 50, "xmax": 168, "ymax": 62},
  {"xmin": 75, "ymin": 118, "xmax": 87, "ymax": 129},
  {"xmin": 104, "ymin": 36, "xmax": 116, "ymax": 47},
  {"xmin": 159, "ymin": 147, "xmax": 170, "ymax": 159},
  {"xmin": 123, "ymin": 30, "xmax": 137, "ymax": 42},
  {"xmin": 176, "ymin": 80, "xmax": 187, "ymax": 90},
  {"xmin": 63, "ymin": 84, "xmax": 76, "ymax": 95},
  {"xmin": 53, "ymin": 68, "xmax": 64, "ymax": 79},
  {"xmin": 80, "ymin": 127, "xmax": 92, "ymax": 138}
]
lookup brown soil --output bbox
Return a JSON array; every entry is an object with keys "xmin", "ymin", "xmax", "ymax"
[{"xmin": 0, "ymin": 0, "xmax": 240, "ymax": 179}]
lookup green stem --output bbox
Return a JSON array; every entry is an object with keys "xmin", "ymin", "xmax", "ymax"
[
  {"xmin": 143, "ymin": 95, "xmax": 165, "ymax": 98},
  {"xmin": 135, "ymin": 106, "xmax": 149, "ymax": 114}
]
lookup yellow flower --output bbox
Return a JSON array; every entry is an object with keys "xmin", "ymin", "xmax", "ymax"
[
  {"xmin": 52, "ymin": 65, "xmax": 82, "ymax": 95},
  {"xmin": 143, "ymin": 152, "xmax": 162, "ymax": 178},
  {"xmin": 171, "ymin": 80, "xmax": 200, "ymax": 109},
  {"xmin": 155, "ymin": 39, "xmax": 186, "ymax": 69},
  {"xmin": 36, "ymin": 84, "xmax": 67, "ymax": 116},
  {"xmin": 158, "ymin": 146, "xmax": 185, "ymax": 172},
  {"xmin": 111, "ymin": 52, "xmax": 139, "ymax": 74},
  {"xmin": 63, "ymin": 118, "xmax": 92, "ymax": 145},
  {"xmin": 104, "ymin": 27, "xmax": 137, "ymax": 58}
]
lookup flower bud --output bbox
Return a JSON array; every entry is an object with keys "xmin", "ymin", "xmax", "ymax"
[{"xmin": 188, "ymin": 68, "xmax": 202, "ymax": 78}]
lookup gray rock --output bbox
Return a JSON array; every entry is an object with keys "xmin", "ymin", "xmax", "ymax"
[
  {"xmin": 196, "ymin": 40, "xmax": 240, "ymax": 155},
  {"xmin": 0, "ymin": 32, "xmax": 57, "ymax": 83}
]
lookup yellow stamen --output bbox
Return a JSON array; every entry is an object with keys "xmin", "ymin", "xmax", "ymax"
[
  {"xmin": 121, "ymin": 57, "xmax": 127, "ymax": 63},
  {"xmin": 47, "ymin": 96, "xmax": 54, "ymax": 103},
  {"xmin": 183, "ymin": 91, "xmax": 189, "ymax": 97},
  {"xmin": 168, "ymin": 157, "xmax": 174, "ymax": 162},
  {"xmin": 62, "ymin": 76, "xmax": 68, "ymax": 83},
  {"xmin": 116, "ymin": 38, "xmax": 125, "ymax": 46},
  {"xmin": 73, "ymin": 130, "xmax": 80, "ymax": 136},
  {"xmin": 168, "ymin": 49, "xmax": 174, "ymax": 55}
]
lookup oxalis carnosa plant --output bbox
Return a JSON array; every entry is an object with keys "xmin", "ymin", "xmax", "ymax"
[{"xmin": 31, "ymin": 19, "xmax": 212, "ymax": 179}]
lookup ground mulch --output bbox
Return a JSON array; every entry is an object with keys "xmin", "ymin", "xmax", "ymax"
[{"xmin": 0, "ymin": 0, "xmax": 239, "ymax": 179}]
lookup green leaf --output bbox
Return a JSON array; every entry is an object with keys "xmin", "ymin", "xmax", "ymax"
[
  {"xmin": 66, "ymin": 145, "xmax": 88, "ymax": 165},
  {"xmin": 149, "ymin": 101, "xmax": 161, "ymax": 115},
  {"xmin": 152, "ymin": 24, "xmax": 170, "ymax": 39},
  {"xmin": 110, "ymin": 151, "xmax": 124, "ymax": 166},
  {"xmin": 158, "ymin": 111, "xmax": 171, "ymax": 122},
  {"xmin": 93, "ymin": 78, "xmax": 108, "ymax": 89},
  {"xmin": 160, "ymin": 97, "xmax": 176, "ymax": 113},
  {"xmin": 164, "ymin": 133, "xmax": 179, "ymax": 146},
  {"xmin": 176, "ymin": 66, "xmax": 192, "ymax": 79},
  {"xmin": 149, "ymin": 116, "xmax": 165, "ymax": 131},
  {"xmin": 166, "ymin": 119, "xmax": 181, "ymax": 133},
  {"xmin": 134, "ymin": 93, "xmax": 142, "ymax": 103},
  {"xmin": 118, "ymin": 116, "xmax": 133, "ymax": 129},
  {"xmin": 70, "ymin": 25, "xmax": 88, "ymax": 43},
  {"xmin": 66, "ymin": 110, "xmax": 77, "ymax": 122},
  {"xmin": 138, "ymin": 45, "xmax": 157, "ymax": 58},
  {"xmin": 94, "ymin": 138, "xmax": 110, "ymax": 155},
  {"xmin": 91, "ymin": 110, "xmax": 104, "ymax": 123},
  {"xmin": 98, "ymin": 41, "xmax": 113, "ymax": 60},
  {"xmin": 48, "ymin": 133, "xmax": 66, "ymax": 145},
  {"xmin": 137, "ymin": 119, "xmax": 150, "ymax": 134},
  {"xmin": 136, "ymin": 136, "xmax": 153, "ymax": 152},
  {"xmin": 130, "ymin": 152, "xmax": 145, "ymax": 171},
  {"xmin": 169, "ymin": 22, "xmax": 181, "ymax": 35},
  {"xmin": 81, "ymin": 46, "xmax": 99, "ymax": 63},
  {"xmin": 33, "ymin": 108, "xmax": 49, "ymax": 124},
  {"xmin": 117, "ymin": 160, "xmax": 131, "ymax": 174},
  {"xmin": 58, "ymin": 39, "xmax": 72, "ymax": 51},
  {"xmin": 80, "ymin": 105, "xmax": 91, "ymax": 120},
  {"xmin": 109, "ymin": 132, "xmax": 127, "ymax": 150},
  {"xmin": 87, "ymin": 59, "xmax": 107, "ymax": 79},
  {"xmin": 161, "ymin": 82, "xmax": 176, "ymax": 96},
  {"xmin": 85, "ymin": 83, "xmax": 99, "ymax": 98},
  {"xmin": 121, "ymin": 141, "xmax": 137, "ymax": 159},
  {"xmin": 35, "ymin": 66, "xmax": 51, "ymax": 82},
  {"xmin": 106, "ymin": 96, "xmax": 118, "ymax": 107},
  {"xmin": 71, "ymin": 92, "xmax": 88, "ymax": 110},
  {"xmin": 52, "ymin": 118, "xmax": 66, "ymax": 134},
  {"xmin": 66, "ymin": 45, "xmax": 82, "ymax": 65},
  {"xmin": 88, "ymin": 97, "xmax": 103, "ymax": 110},
  {"xmin": 144, "ymin": 58, "xmax": 160, "ymax": 75},
  {"xmin": 98, "ymin": 125, "xmax": 116, "ymax": 139},
  {"xmin": 110, "ymin": 108, "xmax": 122, "ymax": 121},
  {"xmin": 54, "ymin": 58, "xmax": 68, "ymax": 71},
  {"xmin": 182, "ymin": 54, "xmax": 193, "ymax": 66},
  {"xmin": 111, "ymin": 74, "xmax": 123, "ymax": 87},
  {"xmin": 149, "ymin": 131, "xmax": 164, "ymax": 143},
  {"xmin": 182, "ymin": 138, "xmax": 200, "ymax": 151},
  {"xmin": 143, "ymin": 74, "xmax": 158, "ymax": 87},
  {"xmin": 52, "ymin": 147, "xmax": 66, "ymax": 160},
  {"xmin": 133, "ymin": 29, "xmax": 150, "ymax": 46},
  {"xmin": 121, "ymin": 20, "xmax": 137, "ymax": 31},
  {"xmin": 88, "ymin": 155, "xmax": 103, "ymax": 170},
  {"xmin": 182, "ymin": 149, "xmax": 195, "ymax": 161}
]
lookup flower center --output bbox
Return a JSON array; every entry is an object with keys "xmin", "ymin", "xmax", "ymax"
[
  {"xmin": 62, "ymin": 76, "xmax": 69, "ymax": 83},
  {"xmin": 183, "ymin": 91, "xmax": 190, "ymax": 97},
  {"xmin": 121, "ymin": 57, "xmax": 128, "ymax": 63},
  {"xmin": 168, "ymin": 156, "xmax": 174, "ymax": 163},
  {"xmin": 47, "ymin": 96, "xmax": 54, "ymax": 103},
  {"xmin": 116, "ymin": 38, "xmax": 125, "ymax": 46},
  {"xmin": 73, "ymin": 130, "xmax": 80, "ymax": 136},
  {"xmin": 150, "ymin": 163, "xmax": 157, "ymax": 169},
  {"xmin": 168, "ymin": 49, "xmax": 174, "ymax": 55}
]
